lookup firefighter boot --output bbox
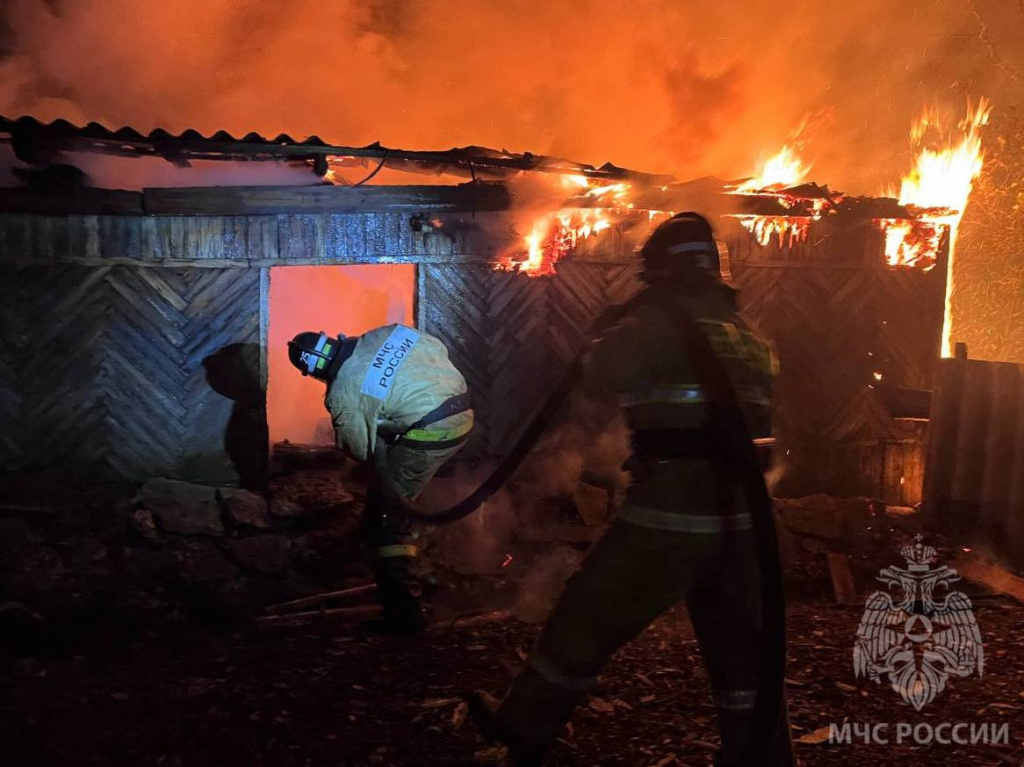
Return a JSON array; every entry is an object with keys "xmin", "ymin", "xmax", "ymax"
[
  {"xmin": 363, "ymin": 481, "xmax": 426, "ymax": 634},
  {"xmin": 470, "ymin": 668, "xmax": 586, "ymax": 767},
  {"xmin": 714, "ymin": 704, "xmax": 796, "ymax": 767},
  {"xmin": 371, "ymin": 551, "xmax": 426, "ymax": 634}
]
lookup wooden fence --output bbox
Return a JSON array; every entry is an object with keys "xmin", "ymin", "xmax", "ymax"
[{"xmin": 923, "ymin": 351, "xmax": 1024, "ymax": 566}]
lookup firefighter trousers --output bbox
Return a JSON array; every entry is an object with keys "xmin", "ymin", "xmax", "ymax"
[
  {"xmin": 361, "ymin": 429, "xmax": 469, "ymax": 626},
  {"xmin": 503, "ymin": 512, "xmax": 794, "ymax": 766}
]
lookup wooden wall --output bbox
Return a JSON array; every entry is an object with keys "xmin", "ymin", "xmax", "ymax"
[
  {"xmin": 0, "ymin": 198, "xmax": 505, "ymax": 484},
  {"xmin": 726, "ymin": 218, "xmax": 947, "ymax": 505},
  {"xmin": 0, "ymin": 198, "xmax": 950, "ymax": 502},
  {"xmin": 0, "ymin": 210, "xmax": 480, "ymax": 267},
  {"xmin": 418, "ymin": 261, "xmax": 641, "ymax": 455},
  {"xmin": 0, "ymin": 263, "xmax": 264, "ymax": 485}
]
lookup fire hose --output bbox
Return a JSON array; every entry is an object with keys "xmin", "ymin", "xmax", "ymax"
[
  {"xmin": 398, "ymin": 292, "xmax": 787, "ymax": 765},
  {"xmin": 401, "ymin": 356, "xmax": 585, "ymax": 526}
]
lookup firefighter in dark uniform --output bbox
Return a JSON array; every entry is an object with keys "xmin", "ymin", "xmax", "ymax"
[
  {"xmin": 469, "ymin": 213, "xmax": 794, "ymax": 765},
  {"xmin": 288, "ymin": 325, "xmax": 473, "ymax": 632}
]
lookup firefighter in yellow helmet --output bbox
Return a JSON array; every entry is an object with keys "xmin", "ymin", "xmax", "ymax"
[
  {"xmin": 469, "ymin": 213, "xmax": 794, "ymax": 766},
  {"xmin": 288, "ymin": 324, "xmax": 473, "ymax": 633}
]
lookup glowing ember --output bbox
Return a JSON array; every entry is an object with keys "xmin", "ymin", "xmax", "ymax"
[
  {"xmin": 879, "ymin": 98, "xmax": 992, "ymax": 355},
  {"xmin": 735, "ymin": 146, "xmax": 811, "ymax": 193}
]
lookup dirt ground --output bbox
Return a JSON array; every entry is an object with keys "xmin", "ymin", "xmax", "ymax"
[
  {"xmin": 3, "ymin": 590, "xmax": 1024, "ymax": 767},
  {"xmin": 2, "ymin": 462, "xmax": 1022, "ymax": 766}
]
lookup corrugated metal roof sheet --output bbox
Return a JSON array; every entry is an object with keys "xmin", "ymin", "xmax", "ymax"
[{"xmin": 0, "ymin": 114, "xmax": 674, "ymax": 185}]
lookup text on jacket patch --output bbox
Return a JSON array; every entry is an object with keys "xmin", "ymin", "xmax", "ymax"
[{"xmin": 360, "ymin": 326, "xmax": 421, "ymax": 400}]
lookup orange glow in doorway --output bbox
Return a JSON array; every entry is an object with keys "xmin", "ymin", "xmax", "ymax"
[{"xmin": 267, "ymin": 265, "xmax": 415, "ymax": 446}]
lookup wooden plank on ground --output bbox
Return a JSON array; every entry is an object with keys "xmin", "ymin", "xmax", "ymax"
[
  {"xmin": 953, "ymin": 554, "xmax": 1024, "ymax": 603},
  {"xmin": 827, "ymin": 552, "xmax": 857, "ymax": 605},
  {"xmin": 264, "ymin": 584, "xmax": 376, "ymax": 615}
]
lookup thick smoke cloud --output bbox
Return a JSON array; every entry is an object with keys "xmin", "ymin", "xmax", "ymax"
[
  {"xmin": 0, "ymin": 0, "xmax": 1014, "ymax": 193},
  {"xmin": 2, "ymin": 0, "xmax": 1023, "ymax": 359}
]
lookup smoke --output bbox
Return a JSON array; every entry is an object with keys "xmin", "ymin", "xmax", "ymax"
[
  {"xmin": 0, "ymin": 0, "xmax": 1016, "ymax": 194},
  {"xmin": 515, "ymin": 389, "xmax": 631, "ymax": 498},
  {"xmin": 3, "ymin": 1, "xmax": 1023, "ymax": 353},
  {"xmin": 418, "ymin": 389, "xmax": 628, "ymax": 615}
]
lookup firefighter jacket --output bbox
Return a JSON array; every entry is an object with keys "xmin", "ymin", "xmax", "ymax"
[
  {"xmin": 324, "ymin": 324, "xmax": 470, "ymax": 462},
  {"xmin": 582, "ymin": 286, "xmax": 777, "ymax": 517}
]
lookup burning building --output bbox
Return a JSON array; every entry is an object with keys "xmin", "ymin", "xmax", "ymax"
[{"xmin": 0, "ymin": 101, "xmax": 998, "ymax": 512}]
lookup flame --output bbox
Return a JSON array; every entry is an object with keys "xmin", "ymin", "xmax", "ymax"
[
  {"xmin": 560, "ymin": 175, "xmax": 629, "ymax": 201},
  {"xmin": 504, "ymin": 209, "xmax": 615, "ymax": 276},
  {"xmin": 739, "ymin": 216, "xmax": 810, "ymax": 248},
  {"xmin": 879, "ymin": 98, "xmax": 992, "ymax": 355},
  {"xmin": 736, "ymin": 146, "xmax": 811, "ymax": 193},
  {"xmin": 876, "ymin": 218, "xmax": 944, "ymax": 270},
  {"xmin": 498, "ymin": 174, "xmax": 659, "ymax": 276},
  {"xmin": 726, "ymin": 144, "xmax": 821, "ymax": 249},
  {"xmin": 522, "ymin": 225, "xmax": 548, "ymax": 274},
  {"xmin": 897, "ymin": 100, "xmax": 990, "ymax": 213}
]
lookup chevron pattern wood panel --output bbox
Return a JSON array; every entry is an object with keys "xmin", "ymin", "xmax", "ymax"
[
  {"xmin": 0, "ymin": 265, "xmax": 264, "ymax": 483},
  {"xmin": 421, "ymin": 257, "xmax": 940, "ymax": 502},
  {"xmin": 419, "ymin": 265, "xmax": 547, "ymax": 455},
  {"xmin": 547, "ymin": 263, "xmax": 641, "ymax": 365},
  {"xmin": 0, "ymin": 265, "xmax": 111, "ymax": 472},
  {"xmin": 735, "ymin": 267, "xmax": 835, "ymax": 443},
  {"xmin": 733, "ymin": 259, "xmax": 943, "ymax": 500},
  {"xmin": 419, "ymin": 262, "xmax": 640, "ymax": 455}
]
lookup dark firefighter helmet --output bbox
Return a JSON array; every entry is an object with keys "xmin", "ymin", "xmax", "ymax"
[
  {"xmin": 288, "ymin": 331, "xmax": 345, "ymax": 382},
  {"xmin": 640, "ymin": 212, "xmax": 731, "ymax": 286}
]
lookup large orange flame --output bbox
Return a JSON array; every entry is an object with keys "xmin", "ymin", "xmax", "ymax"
[
  {"xmin": 881, "ymin": 98, "xmax": 991, "ymax": 355},
  {"xmin": 728, "ymin": 145, "xmax": 817, "ymax": 247},
  {"xmin": 897, "ymin": 100, "xmax": 990, "ymax": 213},
  {"xmin": 735, "ymin": 146, "xmax": 811, "ymax": 193}
]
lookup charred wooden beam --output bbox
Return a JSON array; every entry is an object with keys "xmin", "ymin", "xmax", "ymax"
[
  {"xmin": 0, "ymin": 187, "xmax": 143, "ymax": 215},
  {"xmin": 142, "ymin": 182, "xmax": 513, "ymax": 215},
  {"xmin": 255, "ymin": 605, "xmax": 382, "ymax": 633},
  {"xmin": 953, "ymin": 553, "xmax": 1024, "ymax": 602}
]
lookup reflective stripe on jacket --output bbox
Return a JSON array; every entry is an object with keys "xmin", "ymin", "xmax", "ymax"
[
  {"xmin": 324, "ymin": 324, "xmax": 468, "ymax": 461},
  {"xmin": 582, "ymin": 289, "xmax": 777, "ymax": 514},
  {"xmin": 590, "ymin": 302, "xmax": 775, "ymax": 442}
]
